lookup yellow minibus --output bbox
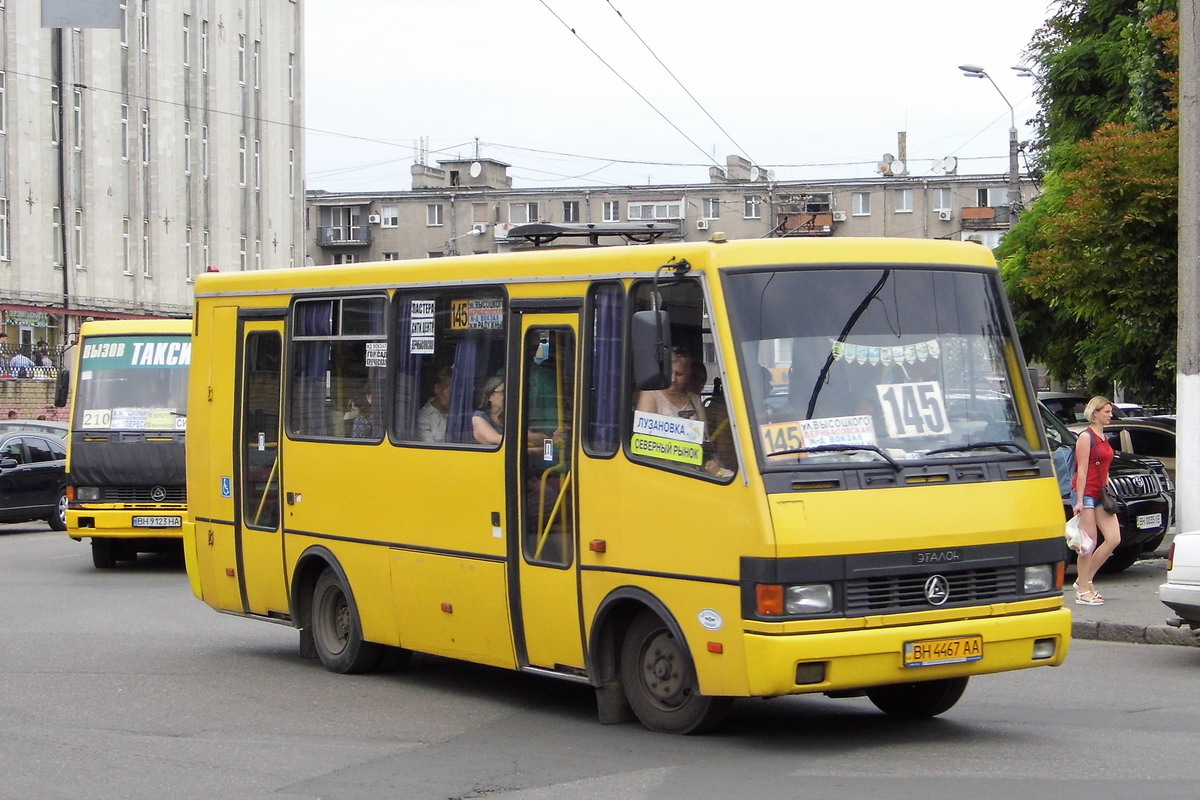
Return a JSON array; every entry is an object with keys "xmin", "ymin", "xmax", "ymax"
[
  {"xmin": 66, "ymin": 319, "xmax": 190, "ymax": 568},
  {"xmin": 184, "ymin": 235, "xmax": 1070, "ymax": 733}
]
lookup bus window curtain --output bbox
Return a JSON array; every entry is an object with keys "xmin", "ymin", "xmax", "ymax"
[
  {"xmin": 392, "ymin": 300, "xmax": 424, "ymax": 438},
  {"xmin": 364, "ymin": 300, "xmax": 388, "ymax": 437},
  {"xmin": 446, "ymin": 338, "xmax": 480, "ymax": 444},
  {"xmin": 292, "ymin": 300, "xmax": 333, "ymax": 436},
  {"xmin": 589, "ymin": 284, "xmax": 623, "ymax": 453}
]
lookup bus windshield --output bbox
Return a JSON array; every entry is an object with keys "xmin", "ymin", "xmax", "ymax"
[
  {"xmin": 74, "ymin": 335, "xmax": 190, "ymax": 431},
  {"xmin": 724, "ymin": 266, "xmax": 1036, "ymax": 467}
]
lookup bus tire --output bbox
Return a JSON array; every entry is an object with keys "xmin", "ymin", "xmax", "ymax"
[
  {"xmin": 49, "ymin": 489, "xmax": 68, "ymax": 531},
  {"xmin": 865, "ymin": 676, "xmax": 968, "ymax": 719},
  {"xmin": 619, "ymin": 611, "xmax": 731, "ymax": 734},
  {"xmin": 310, "ymin": 568, "xmax": 381, "ymax": 674},
  {"xmin": 91, "ymin": 539, "xmax": 116, "ymax": 569}
]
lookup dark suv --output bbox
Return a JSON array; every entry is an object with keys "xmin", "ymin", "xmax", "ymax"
[{"xmin": 1040, "ymin": 403, "xmax": 1172, "ymax": 572}]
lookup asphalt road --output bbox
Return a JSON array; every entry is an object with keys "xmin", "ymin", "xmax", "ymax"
[{"xmin": 3, "ymin": 523, "xmax": 1199, "ymax": 800}]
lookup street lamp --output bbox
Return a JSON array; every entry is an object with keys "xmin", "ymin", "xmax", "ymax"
[
  {"xmin": 958, "ymin": 63, "xmax": 1021, "ymax": 228},
  {"xmin": 445, "ymin": 227, "xmax": 484, "ymax": 256}
]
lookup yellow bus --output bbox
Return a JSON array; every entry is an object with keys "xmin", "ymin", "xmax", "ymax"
[
  {"xmin": 184, "ymin": 236, "xmax": 1070, "ymax": 733},
  {"xmin": 66, "ymin": 319, "xmax": 191, "ymax": 568}
]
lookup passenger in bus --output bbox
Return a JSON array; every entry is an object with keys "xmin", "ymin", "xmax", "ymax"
[
  {"xmin": 416, "ymin": 366, "xmax": 453, "ymax": 442},
  {"xmin": 636, "ymin": 346, "xmax": 705, "ymax": 421},
  {"xmin": 472, "ymin": 376, "xmax": 505, "ymax": 445},
  {"xmin": 344, "ymin": 394, "xmax": 375, "ymax": 438}
]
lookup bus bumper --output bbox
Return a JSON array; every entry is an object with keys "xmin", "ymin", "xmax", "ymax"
[
  {"xmin": 741, "ymin": 607, "xmax": 1071, "ymax": 697},
  {"xmin": 67, "ymin": 508, "xmax": 186, "ymax": 541}
]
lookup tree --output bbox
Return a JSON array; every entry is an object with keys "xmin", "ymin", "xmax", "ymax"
[{"xmin": 998, "ymin": 2, "xmax": 1178, "ymax": 403}]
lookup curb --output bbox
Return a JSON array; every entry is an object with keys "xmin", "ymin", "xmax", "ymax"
[{"xmin": 1071, "ymin": 620, "xmax": 1200, "ymax": 647}]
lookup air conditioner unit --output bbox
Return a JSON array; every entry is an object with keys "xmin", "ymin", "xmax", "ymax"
[
  {"xmin": 831, "ymin": 210, "xmax": 847, "ymax": 222},
  {"xmin": 367, "ymin": 214, "xmax": 382, "ymax": 225},
  {"xmin": 938, "ymin": 210, "xmax": 953, "ymax": 221},
  {"xmin": 696, "ymin": 218, "xmax": 710, "ymax": 230},
  {"xmin": 472, "ymin": 223, "xmax": 488, "ymax": 234}
]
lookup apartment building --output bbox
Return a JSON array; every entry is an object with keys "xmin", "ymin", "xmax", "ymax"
[
  {"xmin": 0, "ymin": 0, "xmax": 304, "ymax": 354},
  {"xmin": 306, "ymin": 154, "xmax": 1033, "ymax": 265}
]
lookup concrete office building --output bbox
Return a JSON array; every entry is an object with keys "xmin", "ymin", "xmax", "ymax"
[
  {"xmin": 0, "ymin": 0, "xmax": 304, "ymax": 354},
  {"xmin": 306, "ymin": 154, "xmax": 1034, "ymax": 265}
]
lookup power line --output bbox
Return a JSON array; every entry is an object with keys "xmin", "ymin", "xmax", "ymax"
[{"xmin": 535, "ymin": 0, "xmax": 720, "ymax": 168}]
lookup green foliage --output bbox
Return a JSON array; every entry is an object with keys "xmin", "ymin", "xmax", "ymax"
[{"xmin": 1002, "ymin": 1, "xmax": 1178, "ymax": 404}]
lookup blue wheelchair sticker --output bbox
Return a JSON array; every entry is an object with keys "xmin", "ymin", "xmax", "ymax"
[{"xmin": 221, "ymin": 476, "xmax": 232, "ymax": 498}]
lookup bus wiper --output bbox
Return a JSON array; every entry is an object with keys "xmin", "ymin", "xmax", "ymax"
[
  {"xmin": 924, "ymin": 441, "xmax": 1033, "ymax": 459},
  {"xmin": 769, "ymin": 444, "xmax": 901, "ymax": 471},
  {"xmin": 171, "ymin": 411, "xmax": 187, "ymax": 417}
]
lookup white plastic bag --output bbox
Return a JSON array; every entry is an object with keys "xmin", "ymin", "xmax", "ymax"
[{"xmin": 1065, "ymin": 516, "xmax": 1094, "ymax": 555}]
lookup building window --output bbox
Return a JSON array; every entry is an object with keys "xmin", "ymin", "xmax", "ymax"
[
  {"xmin": 140, "ymin": 217, "xmax": 149, "ymax": 276},
  {"xmin": 185, "ymin": 226, "xmax": 193, "ymax": 279},
  {"xmin": 562, "ymin": 200, "xmax": 580, "ymax": 223},
  {"xmin": 289, "ymin": 245, "xmax": 295, "ymax": 269},
  {"xmin": 0, "ymin": 71, "xmax": 6, "ymax": 134},
  {"xmin": 894, "ymin": 189, "xmax": 914, "ymax": 213},
  {"xmin": 334, "ymin": 253, "xmax": 357, "ymax": 265},
  {"xmin": 75, "ymin": 209, "xmax": 85, "ymax": 270},
  {"xmin": 288, "ymin": 53, "xmax": 295, "ymax": 100},
  {"xmin": 140, "ymin": 108, "xmax": 150, "ymax": 164},
  {"xmin": 201, "ymin": 20, "xmax": 208, "ymax": 73},
  {"xmin": 238, "ymin": 135, "xmax": 246, "ymax": 186},
  {"xmin": 253, "ymin": 138, "xmax": 261, "ymax": 190},
  {"xmin": 288, "ymin": 149, "xmax": 295, "ymax": 198},
  {"xmin": 602, "ymin": 200, "xmax": 620, "ymax": 222},
  {"xmin": 963, "ymin": 230, "xmax": 1004, "ymax": 249},
  {"xmin": 703, "ymin": 198, "xmax": 720, "ymax": 219},
  {"xmin": 201, "ymin": 125, "xmax": 209, "ymax": 179},
  {"xmin": 122, "ymin": 217, "xmax": 131, "ymax": 274},
  {"xmin": 978, "ymin": 187, "xmax": 1007, "ymax": 208},
  {"xmin": 138, "ymin": 0, "xmax": 148, "ymax": 54},
  {"xmin": 252, "ymin": 40, "xmax": 260, "ymax": 90},
  {"xmin": 183, "ymin": 120, "xmax": 191, "ymax": 174},
  {"xmin": 182, "ymin": 14, "xmax": 190, "ymax": 67},
  {"xmin": 628, "ymin": 200, "xmax": 682, "ymax": 220},
  {"xmin": 0, "ymin": 198, "xmax": 9, "ymax": 261},
  {"xmin": 202, "ymin": 229, "xmax": 209, "ymax": 272},
  {"xmin": 118, "ymin": 103, "xmax": 128, "ymax": 159},
  {"xmin": 72, "ymin": 89, "xmax": 82, "ymax": 150},
  {"xmin": 382, "ymin": 251, "xmax": 399, "ymax": 261},
  {"xmin": 238, "ymin": 35, "xmax": 246, "ymax": 85},
  {"xmin": 381, "ymin": 205, "xmax": 398, "ymax": 227},
  {"xmin": 52, "ymin": 207, "xmax": 63, "ymax": 267},
  {"xmin": 852, "ymin": 191, "xmax": 871, "ymax": 216},
  {"xmin": 933, "ymin": 188, "xmax": 953, "ymax": 212},
  {"xmin": 240, "ymin": 237, "xmax": 247, "ymax": 270},
  {"xmin": 509, "ymin": 201, "xmax": 539, "ymax": 224},
  {"xmin": 426, "ymin": 204, "xmax": 444, "ymax": 227},
  {"xmin": 743, "ymin": 196, "xmax": 761, "ymax": 219},
  {"xmin": 255, "ymin": 239, "xmax": 261, "ymax": 271},
  {"xmin": 119, "ymin": 2, "xmax": 128, "ymax": 48},
  {"xmin": 51, "ymin": 86, "xmax": 61, "ymax": 145}
]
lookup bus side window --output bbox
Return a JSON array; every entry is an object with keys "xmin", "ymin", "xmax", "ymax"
[{"xmin": 584, "ymin": 282, "xmax": 624, "ymax": 456}]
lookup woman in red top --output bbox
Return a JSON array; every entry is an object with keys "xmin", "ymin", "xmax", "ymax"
[{"xmin": 1071, "ymin": 396, "xmax": 1119, "ymax": 605}]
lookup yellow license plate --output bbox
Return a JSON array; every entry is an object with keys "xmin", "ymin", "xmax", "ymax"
[{"xmin": 903, "ymin": 635, "xmax": 983, "ymax": 667}]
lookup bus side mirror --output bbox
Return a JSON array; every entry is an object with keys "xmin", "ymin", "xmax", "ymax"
[
  {"xmin": 54, "ymin": 368, "xmax": 70, "ymax": 408},
  {"xmin": 631, "ymin": 309, "xmax": 672, "ymax": 390}
]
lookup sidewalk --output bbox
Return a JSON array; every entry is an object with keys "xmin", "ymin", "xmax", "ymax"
[{"xmin": 1069, "ymin": 538, "xmax": 1200, "ymax": 647}]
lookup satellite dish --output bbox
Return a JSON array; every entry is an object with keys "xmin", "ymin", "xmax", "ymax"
[
  {"xmin": 749, "ymin": 166, "xmax": 761, "ymax": 182},
  {"xmin": 882, "ymin": 153, "xmax": 895, "ymax": 163},
  {"xmin": 891, "ymin": 160, "xmax": 907, "ymax": 176},
  {"xmin": 469, "ymin": 161, "xmax": 482, "ymax": 178},
  {"xmin": 943, "ymin": 156, "xmax": 957, "ymax": 174}
]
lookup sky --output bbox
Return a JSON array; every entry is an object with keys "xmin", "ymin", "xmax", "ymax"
[{"xmin": 303, "ymin": 0, "xmax": 1055, "ymax": 192}]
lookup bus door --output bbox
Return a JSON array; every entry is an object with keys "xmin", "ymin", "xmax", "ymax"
[
  {"xmin": 234, "ymin": 316, "xmax": 288, "ymax": 616},
  {"xmin": 513, "ymin": 315, "xmax": 584, "ymax": 671}
]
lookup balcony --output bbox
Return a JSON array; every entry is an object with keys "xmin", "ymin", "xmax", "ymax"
[
  {"xmin": 960, "ymin": 206, "xmax": 1012, "ymax": 230},
  {"xmin": 777, "ymin": 212, "xmax": 834, "ymax": 236},
  {"xmin": 316, "ymin": 226, "xmax": 373, "ymax": 247}
]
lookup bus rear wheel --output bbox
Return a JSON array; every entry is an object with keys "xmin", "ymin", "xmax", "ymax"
[
  {"xmin": 619, "ymin": 611, "xmax": 731, "ymax": 734},
  {"xmin": 865, "ymin": 676, "xmax": 968, "ymax": 719},
  {"xmin": 310, "ymin": 568, "xmax": 381, "ymax": 674}
]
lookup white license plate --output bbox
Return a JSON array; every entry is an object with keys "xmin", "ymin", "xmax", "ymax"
[
  {"xmin": 1137, "ymin": 513, "xmax": 1163, "ymax": 530},
  {"xmin": 132, "ymin": 515, "xmax": 182, "ymax": 528}
]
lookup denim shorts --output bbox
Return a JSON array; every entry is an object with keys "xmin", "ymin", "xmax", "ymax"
[{"xmin": 1082, "ymin": 495, "xmax": 1099, "ymax": 510}]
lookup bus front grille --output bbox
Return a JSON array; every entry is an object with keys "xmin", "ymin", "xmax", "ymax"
[
  {"xmin": 844, "ymin": 567, "xmax": 1019, "ymax": 614},
  {"xmin": 101, "ymin": 486, "xmax": 188, "ymax": 503}
]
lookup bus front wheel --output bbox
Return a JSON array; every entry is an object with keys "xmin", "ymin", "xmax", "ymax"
[
  {"xmin": 310, "ymin": 569, "xmax": 381, "ymax": 674},
  {"xmin": 619, "ymin": 611, "xmax": 731, "ymax": 734},
  {"xmin": 91, "ymin": 539, "xmax": 116, "ymax": 569},
  {"xmin": 865, "ymin": 676, "xmax": 968, "ymax": 719}
]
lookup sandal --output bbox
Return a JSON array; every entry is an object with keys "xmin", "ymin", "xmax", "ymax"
[
  {"xmin": 1088, "ymin": 582, "xmax": 1105, "ymax": 602},
  {"xmin": 1075, "ymin": 590, "xmax": 1103, "ymax": 606}
]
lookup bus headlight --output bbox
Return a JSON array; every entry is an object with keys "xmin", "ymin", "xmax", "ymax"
[
  {"xmin": 1023, "ymin": 564, "xmax": 1054, "ymax": 594},
  {"xmin": 76, "ymin": 487, "xmax": 100, "ymax": 502},
  {"xmin": 785, "ymin": 584, "xmax": 833, "ymax": 614}
]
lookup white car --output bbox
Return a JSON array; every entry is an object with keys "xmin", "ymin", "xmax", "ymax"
[{"xmin": 1161, "ymin": 531, "xmax": 1200, "ymax": 630}]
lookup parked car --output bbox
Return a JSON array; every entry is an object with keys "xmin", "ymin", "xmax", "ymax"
[
  {"xmin": 1070, "ymin": 415, "xmax": 1176, "ymax": 484},
  {"xmin": 1114, "ymin": 402, "xmax": 1148, "ymax": 417},
  {"xmin": 0, "ymin": 430, "xmax": 68, "ymax": 530},
  {"xmin": 1162, "ymin": 531, "xmax": 1200, "ymax": 630},
  {"xmin": 1040, "ymin": 403, "xmax": 1172, "ymax": 572},
  {"xmin": 0, "ymin": 419, "xmax": 68, "ymax": 438}
]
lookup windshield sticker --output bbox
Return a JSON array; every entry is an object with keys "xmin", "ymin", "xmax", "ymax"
[
  {"xmin": 410, "ymin": 300, "xmax": 435, "ymax": 354},
  {"xmin": 80, "ymin": 336, "xmax": 191, "ymax": 369},
  {"xmin": 106, "ymin": 407, "xmax": 187, "ymax": 431},
  {"xmin": 631, "ymin": 410, "xmax": 706, "ymax": 465},
  {"xmin": 831, "ymin": 338, "xmax": 940, "ymax": 365},
  {"xmin": 876, "ymin": 381, "xmax": 950, "ymax": 438},
  {"xmin": 450, "ymin": 297, "xmax": 504, "ymax": 330},
  {"xmin": 365, "ymin": 341, "xmax": 387, "ymax": 367},
  {"xmin": 759, "ymin": 415, "xmax": 876, "ymax": 458}
]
